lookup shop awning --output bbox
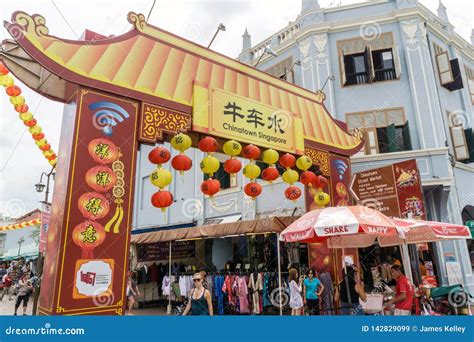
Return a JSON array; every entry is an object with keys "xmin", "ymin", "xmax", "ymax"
[{"xmin": 130, "ymin": 216, "xmax": 299, "ymax": 244}]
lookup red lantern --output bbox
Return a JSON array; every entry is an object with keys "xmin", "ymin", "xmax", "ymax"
[
  {"xmin": 198, "ymin": 136, "xmax": 218, "ymax": 153},
  {"xmin": 171, "ymin": 154, "xmax": 192, "ymax": 174},
  {"xmin": 314, "ymin": 175, "xmax": 328, "ymax": 189},
  {"xmin": 46, "ymin": 154, "xmax": 57, "ymax": 161},
  {"xmin": 244, "ymin": 182, "xmax": 262, "ymax": 199},
  {"xmin": 151, "ymin": 190, "xmax": 174, "ymax": 211},
  {"xmin": 285, "ymin": 186, "xmax": 302, "ymax": 201},
  {"xmin": 279, "ymin": 153, "xmax": 296, "ymax": 169},
  {"xmin": 72, "ymin": 220, "xmax": 106, "ymax": 258},
  {"xmin": 6, "ymin": 85, "xmax": 21, "ymax": 97},
  {"xmin": 85, "ymin": 165, "xmax": 117, "ymax": 192},
  {"xmin": 39, "ymin": 143, "xmax": 51, "ymax": 152},
  {"xmin": 148, "ymin": 146, "xmax": 171, "ymax": 164},
  {"xmin": 261, "ymin": 167, "xmax": 279, "ymax": 182},
  {"xmin": 14, "ymin": 104, "xmax": 29, "ymax": 113},
  {"xmin": 78, "ymin": 192, "xmax": 110, "ymax": 220},
  {"xmin": 32, "ymin": 133, "xmax": 45, "ymax": 141},
  {"xmin": 201, "ymin": 178, "xmax": 220, "ymax": 197},
  {"xmin": 223, "ymin": 158, "xmax": 242, "ymax": 174},
  {"xmin": 300, "ymin": 171, "xmax": 318, "ymax": 187},
  {"xmin": 0, "ymin": 63, "xmax": 9, "ymax": 75},
  {"xmin": 88, "ymin": 138, "xmax": 119, "ymax": 165},
  {"xmin": 242, "ymin": 144, "xmax": 261, "ymax": 160},
  {"xmin": 24, "ymin": 119, "xmax": 37, "ymax": 127}
]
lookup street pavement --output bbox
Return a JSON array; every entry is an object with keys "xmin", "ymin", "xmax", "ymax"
[{"xmin": 0, "ymin": 296, "xmax": 34, "ymax": 316}]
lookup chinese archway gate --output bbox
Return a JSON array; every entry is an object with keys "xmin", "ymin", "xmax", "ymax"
[{"xmin": 1, "ymin": 11, "xmax": 363, "ymax": 315}]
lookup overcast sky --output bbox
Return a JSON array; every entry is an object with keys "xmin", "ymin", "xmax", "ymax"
[{"xmin": 0, "ymin": 0, "xmax": 472, "ymax": 218}]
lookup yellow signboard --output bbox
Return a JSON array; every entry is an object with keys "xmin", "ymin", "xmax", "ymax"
[{"xmin": 192, "ymin": 87, "xmax": 302, "ymax": 154}]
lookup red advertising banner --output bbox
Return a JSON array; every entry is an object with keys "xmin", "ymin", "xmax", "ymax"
[
  {"xmin": 39, "ymin": 89, "xmax": 139, "ymax": 315},
  {"xmin": 39, "ymin": 202, "xmax": 51, "ymax": 253},
  {"xmin": 350, "ymin": 159, "xmax": 426, "ymax": 219}
]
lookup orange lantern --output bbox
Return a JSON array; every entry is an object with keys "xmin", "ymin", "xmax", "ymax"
[
  {"xmin": 78, "ymin": 192, "xmax": 110, "ymax": 220},
  {"xmin": 279, "ymin": 153, "xmax": 296, "ymax": 169},
  {"xmin": 300, "ymin": 171, "xmax": 318, "ymax": 187},
  {"xmin": 14, "ymin": 104, "xmax": 29, "ymax": 113},
  {"xmin": 201, "ymin": 178, "xmax": 220, "ymax": 197},
  {"xmin": 72, "ymin": 220, "xmax": 106, "ymax": 258},
  {"xmin": 85, "ymin": 165, "xmax": 117, "ymax": 192},
  {"xmin": 6, "ymin": 85, "xmax": 21, "ymax": 97},
  {"xmin": 148, "ymin": 146, "xmax": 171, "ymax": 165},
  {"xmin": 171, "ymin": 154, "xmax": 192, "ymax": 175},
  {"xmin": 24, "ymin": 119, "xmax": 37, "ymax": 127},
  {"xmin": 261, "ymin": 167, "xmax": 279, "ymax": 182},
  {"xmin": 39, "ymin": 143, "xmax": 51, "ymax": 152},
  {"xmin": 88, "ymin": 138, "xmax": 119, "ymax": 165},
  {"xmin": 285, "ymin": 186, "xmax": 302, "ymax": 201},
  {"xmin": 32, "ymin": 133, "xmax": 45, "ymax": 141},
  {"xmin": 242, "ymin": 144, "xmax": 261, "ymax": 160},
  {"xmin": 244, "ymin": 182, "xmax": 262, "ymax": 199},
  {"xmin": 0, "ymin": 63, "xmax": 9, "ymax": 75},
  {"xmin": 223, "ymin": 158, "xmax": 242, "ymax": 175},
  {"xmin": 151, "ymin": 190, "xmax": 174, "ymax": 212},
  {"xmin": 198, "ymin": 136, "xmax": 218, "ymax": 153}
]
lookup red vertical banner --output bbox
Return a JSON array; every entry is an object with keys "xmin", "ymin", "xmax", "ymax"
[
  {"xmin": 393, "ymin": 159, "xmax": 426, "ymax": 220},
  {"xmin": 39, "ymin": 202, "xmax": 51, "ymax": 253},
  {"xmin": 39, "ymin": 89, "xmax": 139, "ymax": 315},
  {"xmin": 329, "ymin": 154, "xmax": 352, "ymax": 207}
]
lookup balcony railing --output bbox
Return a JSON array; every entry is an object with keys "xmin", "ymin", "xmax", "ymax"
[
  {"xmin": 346, "ymin": 72, "xmax": 368, "ymax": 85},
  {"xmin": 374, "ymin": 68, "xmax": 396, "ymax": 82}
]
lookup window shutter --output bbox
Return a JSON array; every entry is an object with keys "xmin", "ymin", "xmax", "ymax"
[
  {"xmin": 364, "ymin": 128, "xmax": 379, "ymax": 155},
  {"xmin": 387, "ymin": 123, "xmax": 397, "ymax": 152},
  {"xmin": 435, "ymin": 51, "xmax": 454, "ymax": 85},
  {"xmin": 468, "ymin": 79, "xmax": 474, "ymax": 104},
  {"xmin": 445, "ymin": 59, "xmax": 464, "ymax": 91},
  {"xmin": 340, "ymin": 53, "xmax": 347, "ymax": 86},
  {"xmin": 463, "ymin": 128, "xmax": 474, "ymax": 163},
  {"xmin": 402, "ymin": 121, "xmax": 412, "ymax": 151},
  {"xmin": 392, "ymin": 43, "xmax": 401, "ymax": 79},
  {"xmin": 364, "ymin": 46, "xmax": 374, "ymax": 82},
  {"xmin": 450, "ymin": 126, "xmax": 469, "ymax": 160}
]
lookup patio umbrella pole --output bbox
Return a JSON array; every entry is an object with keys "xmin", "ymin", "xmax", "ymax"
[
  {"xmin": 167, "ymin": 241, "xmax": 172, "ymax": 315},
  {"xmin": 277, "ymin": 233, "xmax": 282, "ymax": 316}
]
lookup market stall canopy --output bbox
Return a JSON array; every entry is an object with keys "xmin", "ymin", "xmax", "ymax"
[
  {"xmin": 378, "ymin": 218, "xmax": 472, "ymax": 246},
  {"xmin": 280, "ymin": 206, "xmax": 399, "ymax": 247},
  {"xmin": 0, "ymin": 209, "xmax": 41, "ymax": 232},
  {"xmin": 2, "ymin": 11, "xmax": 363, "ymax": 155},
  {"xmin": 131, "ymin": 216, "xmax": 299, "ymax": 244}
]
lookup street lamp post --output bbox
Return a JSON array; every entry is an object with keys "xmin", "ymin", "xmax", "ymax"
[
  {"xmin": 17, "ymin": 236, "xmax": 25, "ymax": 256},
  {"xmin": 207, "ymin": 23, "xmax": 226, "ymax": 48},
  {"xmin": 32, "ymin": 166, "xmax": 55, "ymax": 315}
]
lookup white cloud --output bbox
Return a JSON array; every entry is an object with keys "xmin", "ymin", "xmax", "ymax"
[{"xmin": 0, "ymin": 0, "xmax": 472, "ymax": 216}]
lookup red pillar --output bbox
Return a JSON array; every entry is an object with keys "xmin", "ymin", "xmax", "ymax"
[{"xmin": 38, "ymin": 88, "xmax": 139, "ymax": 315}]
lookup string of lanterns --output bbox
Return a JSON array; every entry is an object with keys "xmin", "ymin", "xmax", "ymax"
[
  {"xmin": 0, "ymin": 63, "xmax": 58, "ymax": 167},
  {"xmin": 148, "ymin": 133, "xmax": 332, "ymax": 212},
  {"xmin": 0, "ymin": 218, "xmax": 41, "ymax": 231}
]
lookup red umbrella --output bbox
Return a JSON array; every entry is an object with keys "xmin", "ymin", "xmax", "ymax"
[
  {"xmin": 280, "ymin": 206, "xmax": 399, "ymax": 247},
  {"xmin": 385, "ymin": 218, "xmax": 472, "ymax": 245}
]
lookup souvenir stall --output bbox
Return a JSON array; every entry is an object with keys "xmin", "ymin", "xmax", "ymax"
[{"xmin": 131, "ymin": 215, "xmax": 300, "ymax": 315}]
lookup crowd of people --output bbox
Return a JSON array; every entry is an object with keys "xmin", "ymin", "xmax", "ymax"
[{"xmin": 0, "ymin": 258, "xmax": 40, "ymax": 315}]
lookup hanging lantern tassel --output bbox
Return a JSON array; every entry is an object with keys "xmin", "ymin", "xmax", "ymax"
[{"xmin": 105, "ymin": 152, "xmax": 125, "ymax": 234}]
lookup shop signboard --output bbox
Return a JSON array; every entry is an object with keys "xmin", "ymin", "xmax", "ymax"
[
  {"xmin": 350, "ymin": 159, "xmax": 426, "ymax": 219},
  {"xmin": 446, "ymin": 261, "xmax": 463, "ymax": 285},
  {"xmin": 329, "ymin": 155, "xmax": 352, "ymax": 207},
  {"xmin": 466, "ymin": 220, "xmax": 474, "ymax": 236},
  {"xmin": 137, "ymin": 241, "xmax": 195, "ymax": 261},
  {"xmin": 194, "ymin": 86, "xmax": 305, "ymax": 155}
]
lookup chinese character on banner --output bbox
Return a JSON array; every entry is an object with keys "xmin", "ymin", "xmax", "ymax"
[
  {"xmin": 80, "ymin": 271, "xmax": 96, "ymax": 286},
  {"xmin": 223, "ymin": 101, "xmax": 244, "ymax": 122}
]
